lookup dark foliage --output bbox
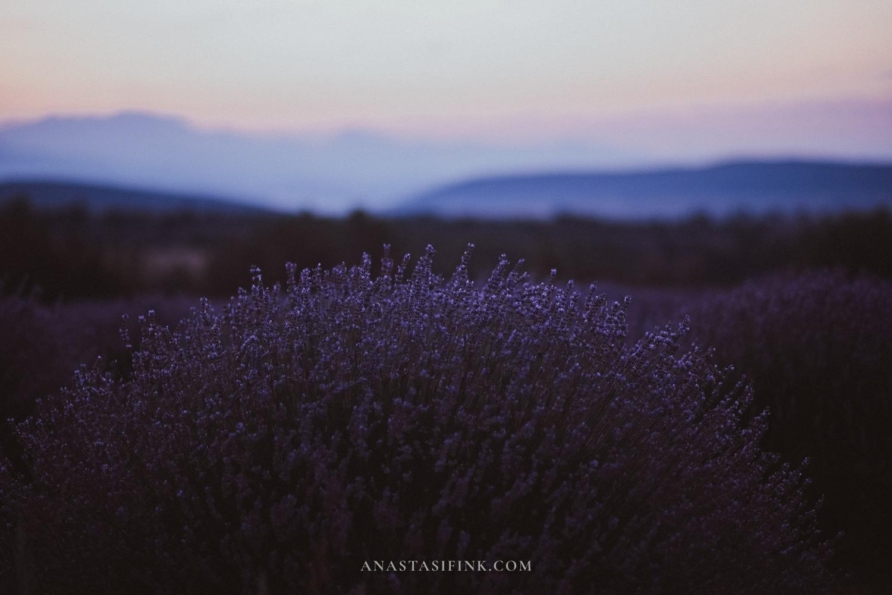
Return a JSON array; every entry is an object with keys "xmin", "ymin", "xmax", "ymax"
[
  {"xmin": 3, "ymin": 193, "xmax": 892, "ymax": 300},
  {"xmin": 0, "ymin": 198, "xmax": 128, "ymax": 300},
  {"xmin": 0, "ymin": 292, "xmax": 69, "ymax": 425}
]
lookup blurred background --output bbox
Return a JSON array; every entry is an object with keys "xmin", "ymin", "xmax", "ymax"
[
  {"xmin": 1, "ymin": 0, "xmax": 891, "ymax": 298},
  {"xmin": 1, "ymin": 1, "xmax": 891, "ymax": 592}
]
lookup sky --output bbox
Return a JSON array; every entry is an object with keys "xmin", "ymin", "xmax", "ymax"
[{"xmin": 1, "ymin": 0, "xmax": 891, "ymax": 151}]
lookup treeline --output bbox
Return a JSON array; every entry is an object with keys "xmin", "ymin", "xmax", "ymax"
[{"xmin": 2, "ymin": 194, "xmax": 892, "ymax": 299}]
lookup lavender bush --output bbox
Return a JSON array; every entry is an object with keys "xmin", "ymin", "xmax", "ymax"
[
  {"xmin": 1, "ymin": 247, "xmax": 831, "ymax": 594},
  {"xmin": 0, "ymin": 293, "xmax": 195, "ymax": 424},
  {"xmin": 0, "ymin": 292, "xmax": 197, "ymax": 592},
  {"xmin": 678, "ymin": 272, "xmax": 892, "ymax": 583}
]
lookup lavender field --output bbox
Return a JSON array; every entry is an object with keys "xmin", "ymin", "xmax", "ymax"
[
  {"xmin": 4, "ymin": 0, "xmax": 892, "ymax": 591},
  {"xmin": 2, "ymin": 211, "xmax": 891, "ymax": 592}
]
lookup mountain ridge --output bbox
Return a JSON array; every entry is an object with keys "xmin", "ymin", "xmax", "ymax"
[
  {"xmin": 0, "ymin": 179, "xmax": 272, "ymax": 215},
  {"xmin": 395, "ymin": 160, "xmax": 892, "ymax": 220},
  {"xmin": 0, "ymin": 112, "xmax": 643, "ymax": 213}
]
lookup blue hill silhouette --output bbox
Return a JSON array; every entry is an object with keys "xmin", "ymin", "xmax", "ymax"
[{"xmin": 396, "ymin": 160, "xmax": 892, "ymax": 219}]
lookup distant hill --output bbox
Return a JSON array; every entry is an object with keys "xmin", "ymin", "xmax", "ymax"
[
  {"xmin": 395, "ymin": 161, "xmax": 892, "ymax": 220},
  {"xmin": 0, "ymin": 112, "xmax": 642, "ymax": 214},
  {"xmin": 0, "ymin": 180, "xmax": 271, "ymax": 215}
]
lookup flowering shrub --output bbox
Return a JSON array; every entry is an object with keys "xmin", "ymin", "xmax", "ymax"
[
  {"xmin": 0, "ymin": 293, "xmax": 195, "ymax": 428},
  {"xmin": 0, "ymin": 292, "xmax": 196, "ymax": 592},
  {"xmin": 1, "ymin": 247, "xmax": 831, "ymax": 594},
  {"xmin": 681, "ymin": 272, "xmax": 892, "ymax": 581}
]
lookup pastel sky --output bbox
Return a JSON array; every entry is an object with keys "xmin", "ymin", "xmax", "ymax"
[{"xmin": 2, "ymin": 0, "xmax": 891, "ymax": 154}]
